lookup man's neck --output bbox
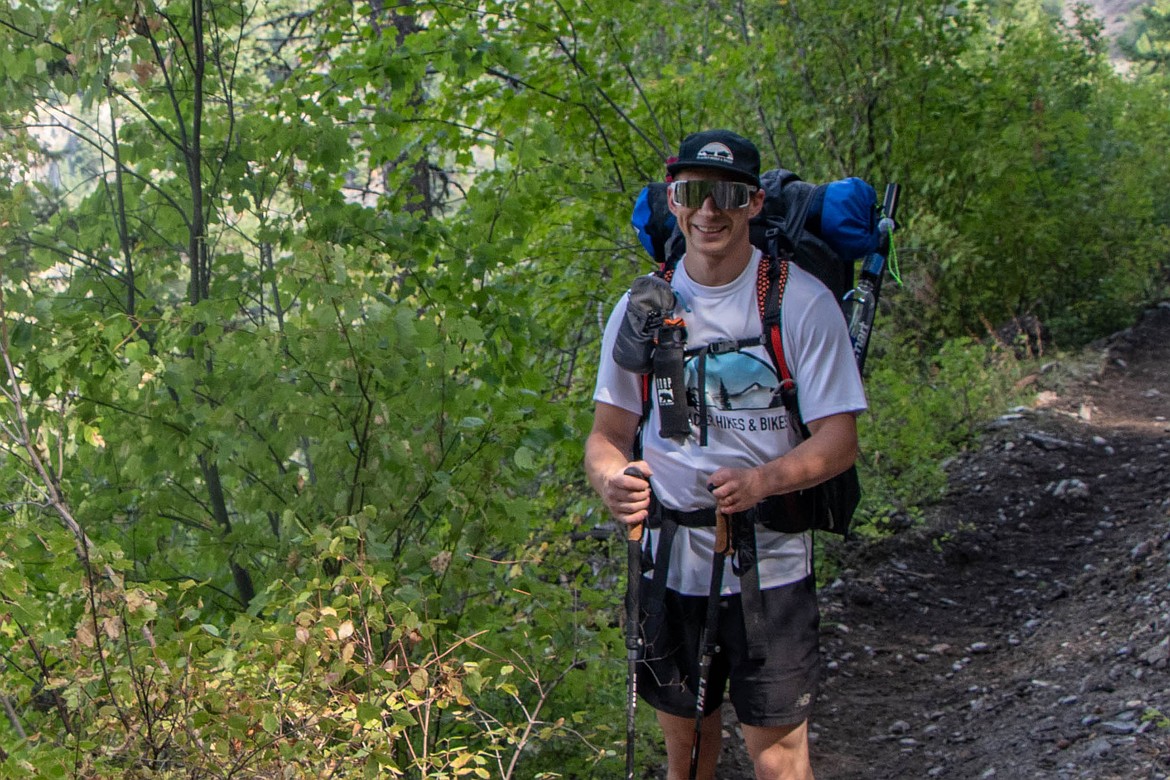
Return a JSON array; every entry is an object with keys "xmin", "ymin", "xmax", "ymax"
[{"xmin": 683, "ymin": 242, "xmax": 755, "ymax": 287}]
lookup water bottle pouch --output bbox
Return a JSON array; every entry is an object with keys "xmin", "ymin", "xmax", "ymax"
[
  {"xmin": 613, "ymin": 275, "xmax": 677, "ymax": 374},
  {"xmin": 653, "ymin": 319, "xmax": 691, "ymax": 439}
]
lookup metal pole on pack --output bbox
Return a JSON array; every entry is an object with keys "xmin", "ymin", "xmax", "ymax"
[
  {"xmin": 622, "ymin": 467, "xmax": 648, "ymax": 780},
  {"xmin": 843, "ymin": 182, "xmax": 901, "ymax": 372},
  {"xmin": 688, "ymin": 510, "xmax": 733, "ymax": 780}
]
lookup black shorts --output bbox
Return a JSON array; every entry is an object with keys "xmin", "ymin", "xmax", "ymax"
[{"xmin": 637, "ymin": 574, "xmax": 820, "ymax": 728}]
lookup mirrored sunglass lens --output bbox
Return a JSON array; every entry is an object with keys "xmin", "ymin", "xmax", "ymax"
[
  {"xmin": 670, "ymin": 181, "xmax": 706, "ymax": 208},
  {"xmin": 669, "ymin": 181, "xmax": 694, "ymax": 207},
  {"xmin": 712, "ymin": 182, "xmax": 752, "ymax": 208},
  {"xmin": 671, "ymin": 181, "xmax": 753, "ymax": 209}
]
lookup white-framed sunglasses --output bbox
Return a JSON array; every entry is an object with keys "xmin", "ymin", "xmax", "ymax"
[{"xmin": 668, "ymin": 180, "xmax": 759, "ymax": 210}]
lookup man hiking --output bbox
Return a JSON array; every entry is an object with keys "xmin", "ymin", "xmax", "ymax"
[{"xmin": 585, "ymin": 129, "xmax": 867, "ymax": 779}]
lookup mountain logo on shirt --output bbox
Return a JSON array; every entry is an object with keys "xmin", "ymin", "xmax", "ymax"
[{"xmin": 685, "ymin": 350, "xmax": 782, "ymax": 411}]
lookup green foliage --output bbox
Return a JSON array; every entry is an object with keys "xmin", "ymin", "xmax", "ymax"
[
  {"xmin": 826, "ymin": 2, "xmax": 1150, "ymax": 344},
  {"xmin": 1120, "ymin": 0, "xmax": 1170, "ymax": 71},
  {"xmin": 853, "ymin": 335, "xmax": 1025, "ymax": 531}
]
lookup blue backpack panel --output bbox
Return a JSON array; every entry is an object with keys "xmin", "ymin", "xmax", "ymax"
[{"xmin": 815, "ymin": 177, "xmax": 880, "ymax": 260}]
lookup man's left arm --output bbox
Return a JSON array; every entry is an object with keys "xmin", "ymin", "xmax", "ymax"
[{"xmin": 706, "ymin": 412, "xmax": 858, "ymax": 516}]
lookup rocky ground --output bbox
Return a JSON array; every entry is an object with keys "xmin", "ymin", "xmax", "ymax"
[{"xmin": 713, "ymin": 302, "xmax": 1170, "ymax": 779}]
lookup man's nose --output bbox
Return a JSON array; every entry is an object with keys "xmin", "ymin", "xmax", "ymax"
[{"xmin": 697, "ymin": 194, "xmax": 721, "ymax": 213}]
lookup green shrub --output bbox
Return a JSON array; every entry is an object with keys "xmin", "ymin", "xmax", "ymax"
[
  {"xmin": 853, "ymin": 335, "xmax": 1024, "ymax": 534},
  {"xmin": 0, "ymin": 523, "xmax": 615, "ymax": 779}
]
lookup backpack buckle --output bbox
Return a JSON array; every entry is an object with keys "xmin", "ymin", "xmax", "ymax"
[
  {"xmin": 779, "ymin": 379, "xmax": 799, "ymax": 413},
  {"xmin": 706, "ymin": 339, "xmax": 739, "ymax": 355}
]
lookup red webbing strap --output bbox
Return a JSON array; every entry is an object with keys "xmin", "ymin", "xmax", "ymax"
[
  {"xmin": 757, "ymin": 256, "xmax": 796, "ymax": 404},
  {"xmin": 757, "ymin": 254, "xmax": 806, "ymax": 526}
]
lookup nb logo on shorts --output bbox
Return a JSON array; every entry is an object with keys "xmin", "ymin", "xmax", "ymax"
[{"xmin": 795, "ymin": 692, "xmax": 811, "ymax": 709}]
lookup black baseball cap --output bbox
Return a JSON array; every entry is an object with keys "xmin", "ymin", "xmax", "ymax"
[{"xmin": 666, "ymin": 129, "xmax": 761, "ymax": 187}]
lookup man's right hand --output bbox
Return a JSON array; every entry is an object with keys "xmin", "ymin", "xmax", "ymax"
[
  {"xmin": 602, "ymin": 463, "xmax": 652, "ymax": 526},
  {"xmin": 585, "ymin": 402, "xmax": 651, "ymax": 526}
]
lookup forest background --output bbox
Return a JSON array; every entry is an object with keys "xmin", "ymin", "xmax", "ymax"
[{"xmin": 0, "ymin": 0, "xmax": 1168, "ymax": 777}]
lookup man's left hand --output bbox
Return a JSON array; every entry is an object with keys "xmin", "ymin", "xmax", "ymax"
[{"xmin": 707, "ymin": 467, "xmax": 767, "ymax": 515}]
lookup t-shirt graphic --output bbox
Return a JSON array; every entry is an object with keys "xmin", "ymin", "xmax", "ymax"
[{"xmin": 684, "ymin": 349, "xmax": 782, "ymax": 411}]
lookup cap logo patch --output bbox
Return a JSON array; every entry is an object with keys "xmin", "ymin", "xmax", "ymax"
[{"xmin": 696, "ymin": 142, "xmax": 734, "ymax": 163}]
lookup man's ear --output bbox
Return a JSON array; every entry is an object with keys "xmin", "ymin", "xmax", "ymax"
[{"xmin": 748, "ymin": 186, "xmax": 766, "ymax": 218}]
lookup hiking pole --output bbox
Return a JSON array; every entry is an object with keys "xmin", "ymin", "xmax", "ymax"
[
  {"xmin": 688, "ymin": 509, "xmax": 732, "ymax": 780},
  {"xmin": 622, "ymin": 466, "xmax": 648, "ymax": 780},
  {"xmin": 842, "ymin": 182, "xmax": 901, "ymax": 372}
]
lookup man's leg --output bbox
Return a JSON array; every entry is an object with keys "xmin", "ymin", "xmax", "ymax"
[
  {"xmin": 656, "ymin": 708, "xmax": 722, "ymax": 780},
  {"xmin": 722, "ymin": 576, "xmax": 820, "ymax": 779},
  {"xmin": 741, "ymin": 720, "xmax": 814, "ymax": 780}
]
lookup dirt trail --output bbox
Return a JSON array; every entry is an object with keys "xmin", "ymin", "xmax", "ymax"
[{"xmin": 719, "ymin": 302, "xmax": 1170, "ymax": 779}]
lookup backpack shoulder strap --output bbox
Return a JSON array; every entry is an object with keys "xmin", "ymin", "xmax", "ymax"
[{"xmin": 757, "ymin": 255, "xmax": 800, "ymax": 419}]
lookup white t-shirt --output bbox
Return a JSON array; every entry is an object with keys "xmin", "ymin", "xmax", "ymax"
[{"xmin": 594, "ymin": 249, "xmax": 867, "ymax": 595}]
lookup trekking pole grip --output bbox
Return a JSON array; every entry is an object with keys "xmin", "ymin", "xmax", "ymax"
[
  {"xmin": 623, "ymin": 467, "xmax": 648, "ymax": 542},
  {"xmin": 714, "ymin": 511, "xmax": 732, "ymax": 557},
  {"xmin": 882, "ymin": 183, "xmax": 900, "ymax": 224},
  {"xmin": 878, "ymin": 183, "xmax": 900, "ymax": 254}
]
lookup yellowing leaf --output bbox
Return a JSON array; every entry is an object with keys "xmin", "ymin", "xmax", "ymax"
[
  {"xmin": 83, "ymin": 426, "xmax": 106, "ymax": 448},
  {"xmin": 125, "ymin": 590, "xmax": 147, "ymax": 611}
]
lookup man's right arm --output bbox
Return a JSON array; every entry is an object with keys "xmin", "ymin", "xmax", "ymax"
[{"xmin": 584, "ymin": 402, "xmax": 652, "ymax": 526}]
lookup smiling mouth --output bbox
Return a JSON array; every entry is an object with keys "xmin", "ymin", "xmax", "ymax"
[{"xmin": 694, "ymin": 225, "xmax": 726, "ymax": 234}]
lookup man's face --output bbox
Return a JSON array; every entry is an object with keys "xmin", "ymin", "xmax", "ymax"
[{"xmin": 667, "ymin": 169, "xmax": 764, "ymax": 261}]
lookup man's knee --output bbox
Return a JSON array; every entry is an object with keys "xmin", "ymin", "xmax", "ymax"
[{"xmin": 741, "ymin": 720, "xmax": 813, "ymax": 780}]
